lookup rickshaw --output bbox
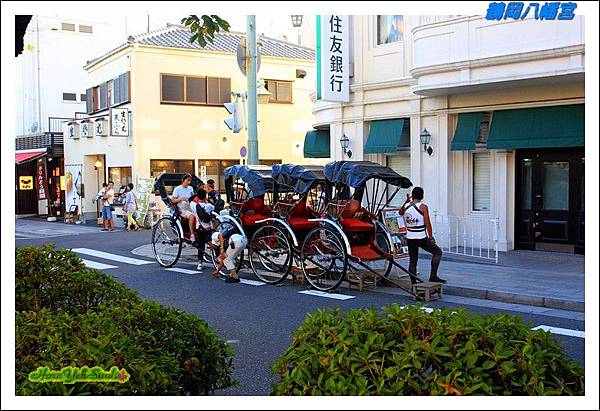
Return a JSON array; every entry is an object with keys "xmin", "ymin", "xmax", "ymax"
[
  {"xmin": 247, "ymin": 164, "xmax": 328, "ymax": 284},
  {"xmin": 151, "ymin": 172, "xmax": 226, "ymax": 270},
  {"xmin": 299, "ymin": 160, "xmax": 423, "ymax": 295}
]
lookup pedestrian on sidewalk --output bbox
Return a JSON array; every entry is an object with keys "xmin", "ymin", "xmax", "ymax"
[
  {"xmin": 400, "ymin": 186, "xmax": 446, "ymax": 284},
  {"xmin": 209, "ymin": 223, "xmax": 247, "ymax": 283},
  {"xmin": 101, "ymin": 181, "xmax": 115, "ymax": 232},
  {"xmin": 123, "ymin": 183, "xmax": 140, "ymax": 231}
]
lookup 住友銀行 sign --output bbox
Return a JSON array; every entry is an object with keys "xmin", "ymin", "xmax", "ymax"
[{"xmin": 317, "ymin": 15, "xmax": 349, "ymax": 103}]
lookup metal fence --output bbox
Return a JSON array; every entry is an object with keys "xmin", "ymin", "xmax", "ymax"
[{"xmin": 431, "ymin": 212, "xmax": 499, "ymax": 263}]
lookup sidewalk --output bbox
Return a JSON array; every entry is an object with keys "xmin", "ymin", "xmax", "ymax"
[
  {"xmin": 132, "ymin": 243, "xmax": 585, "ymax": 313},
  {"xmin": 412, "ymin": 250, "xmax": 584, "ymax": 312}
]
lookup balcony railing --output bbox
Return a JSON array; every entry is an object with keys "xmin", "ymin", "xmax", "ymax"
[{"xmin": 48, "ymin": 117, "xmax": 72, "ymax": 133}]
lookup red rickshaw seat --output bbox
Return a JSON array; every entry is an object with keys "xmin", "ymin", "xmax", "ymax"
[
  {"xmin": 350, "ymin": 244, "xmax": 382, "ymax": 261},
  {"xmin": 240, "ymin": 213, "xmax": 270, "ymax": 227},
  {"xmin": 340, "ymin": 218, "xmax": 373, "ymax": 232}
]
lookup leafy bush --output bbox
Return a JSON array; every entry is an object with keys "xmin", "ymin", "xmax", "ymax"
[
  {"xmin": 15, "ymin": 245, "xmax": 235, "ymax": 395},
  {"xmin": 16, "ymin": 244, "xmax": 138, "ymax": 314},
  {"xmin": 272, "ymin": 305, "xmax": 584, "ymax": 395}
]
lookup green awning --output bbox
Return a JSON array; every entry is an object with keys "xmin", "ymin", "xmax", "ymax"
[
  {"xmin": 364, "ymin": 119, "xmax": 409, "ymax": 154},
  {"xmin": 303, "ymin": 130, "xmax": 330, "ymax": 158},
  {"xmin": 450, "ymin": 112, "xmax": 484, "ymax": 151},
  {"xmin": 487, "ymin": 104, "xmax": 584, "ymax": 149}
]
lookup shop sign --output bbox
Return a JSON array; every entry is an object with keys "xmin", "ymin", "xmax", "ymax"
[
  {"xmin": 111, "ymin": 108, "xmax": 129, "ymax": 137},
  {"xmin": 317, "ymin": 15, "xmax": 350, "ymax": 102},
  {"xmin": 134, "ymin": 177, "xmax": 155, "ymax": 228},
  {"xmin": 19, "ymin": 176, "xmax": 33, "ymax": 190},
  {"xmin": 36, "ymin": 160, "xmax": 49, "ymax": 201}
]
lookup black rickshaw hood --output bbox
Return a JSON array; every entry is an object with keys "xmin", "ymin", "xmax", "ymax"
[
  {"xmin": 272, "ymin": 164, "xmax": 325, "ymax": 195},
  {"xmin": 223, "ymin": 164, "xmax": 274, "ymax": 198},
  {"xmin": 324, "ymin": 161, "xmax": 412, "ymax": 189}
]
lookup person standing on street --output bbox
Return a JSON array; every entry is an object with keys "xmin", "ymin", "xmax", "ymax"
[
  {"xmin": 189, "ymin": 188, "xmax": 214, "ymax": 271},
  {"xmin": 124, "ymin": 183, "xmax": 140, "ymax": 231},
  {"xmin": 101, "ymin": 181, "xmax": 115, "ymax": 232},
  {"xmin": 399, "ymin": 186, "xmax": 446, "ymax": 284}
]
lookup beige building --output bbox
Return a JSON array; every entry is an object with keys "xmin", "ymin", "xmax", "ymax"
[
  {"xmin": 64, "ymin": 24, "xmax": 317, "ymax": 220},
  {"xmin": 314, "ymin": 15, "xmax": 585, "ymax": 256}
]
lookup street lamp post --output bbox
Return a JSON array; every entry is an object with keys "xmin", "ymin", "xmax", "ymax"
[{"xmin": 246, "ymin": 16, "xmax": 259, "ymax": 165}]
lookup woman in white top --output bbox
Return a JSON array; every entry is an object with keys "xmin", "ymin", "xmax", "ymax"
[
  {"xmin": 123, "ymin": 183, "xmax": 140, "ymax": 231},
  {"xmin": 399, "ymin": 186, "xmax": 445, "ymax": 284}
]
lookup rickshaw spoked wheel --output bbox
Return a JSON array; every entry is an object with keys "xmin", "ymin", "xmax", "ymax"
[
  {"xmin": 300, "ymin": 225, "xmax": 348, "ymax": 291},
  {"xmin": 249, "ymin": 224, "xmax": 293, "ymax": 284},
  {"xmin": 152, "ymin": 216, "xmax": 183, "ymax": 268}
]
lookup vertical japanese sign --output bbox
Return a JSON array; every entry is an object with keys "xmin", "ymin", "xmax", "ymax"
[
  {"xmin": 36, "ymin": 159, "xmax": 49, "ymax": 201},
  {"xmin": 318, "ymin": 15, "xmax": 350, "ymax": 102},
  {"xmin": 134, "ymin": 177, "xmax": 155, "ymax": 228},
  {"xmin": 64, "ymin": 164, "xmax": 83, "ymax": 214},
  {"xmin": 111, "ymin": 108, "xmax": 129, "ymax": 137}
]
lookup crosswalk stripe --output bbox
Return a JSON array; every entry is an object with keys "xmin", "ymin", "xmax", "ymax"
[
  {"xmin": 239, "ymin": 278, "xmax": 266, "ymax": 286},
  {"xmin": 298, "ymin": 290, "xmax": 355, "ymax": 300},
  {"xmin": 531, "ymin": 325, "xmax": 585, "ymax": 338},
  {"xmin": 166, "ymin": 267, "xmax": 200, "ymax": 275},
  {"xmin": 73, "ymin": 248, "xmax": 153, "ymax": 266},
  {"xmin": 82, "ymin": 259, "xmax": 118, "ymax": 270}
]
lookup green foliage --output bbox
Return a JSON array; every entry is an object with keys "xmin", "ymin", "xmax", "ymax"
[
  {"xmin": 15, "ymin": 245, "xmax": 234, "ymax": 395},
  {"xmin": 272, "ymin": 305, "xmax": 585, "ymax": 395},
  {"xmin": 180, "ymin": 15, "xmax": 230, "ymax": 47}
]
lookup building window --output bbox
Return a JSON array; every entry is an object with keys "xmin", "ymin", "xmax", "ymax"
[
  {"xmin": 98, "ymin": 82, "xmax": 108, "ymax": 110},
  {"xmin": 377, "ymin": 15, "xmax": 404, "ymax": 45},
  {"xmin": 108, "ymin": 167, "xmax": 132, "ymax": 189},
  {"xmin": 62, "ymin": 93, "xmax": 77, "ymax": 102},
  {"xmin": 265, "ymin": 80, "xmax": 293, "ymax": 103},
  {"xmin": 198, "ymin": 159, "xmax": 238, "ymax": 192},
  {"xmin": 160, "ymin": 74, "xmax": 231, "ymax": 105},
  {"xmin": 61, "ymin": 22, "xmax": 76, "ymax": 31},
  {"xmin": 387, "ymin": 154, "xmax": 411, "ymax": 207},
  {"xmin": 150, "ymin": 159, "xmax": 195, "ymax": 178},
  {"xmin": 473, "ymin": 152, "xmax": 491, "ymax": 212},
  {"xmin": 79, "ymin": 24, "xmax": 93, "ymax": 33},
  {"xmin": 80, "ymin": 93, "xmax": 87, "ymax": 102}
]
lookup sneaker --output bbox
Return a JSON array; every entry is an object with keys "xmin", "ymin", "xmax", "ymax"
[
  {"xmin": 196, "ymin": 263, "xmax": 204, "ymax": 271},
  {"xmin": 190, "ymin": 236, "xmax": 196, "ymax": 244},
  {"xmin": 429, "ymin": 276, "xmax": 447, "ymax": 284},
  {"xmin": 100, "ymin": 228, "xmax": 108, "ymax": 232},
  {"xmin": 225, "ymin": 276, "xmax": 240, "ymax": 283}
]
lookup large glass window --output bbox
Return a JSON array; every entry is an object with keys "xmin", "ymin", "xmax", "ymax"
[
  {"xmin": 377, "ymin": 15, "xmax": 404, "ymax": 45},
  {"xmin": 542, "ymin": 161, "xmax": 569, "ymax": 210},
  {"xmin": 108, "ymin": 167, "xmax": 133, "ymax": 190},
  {"xmin": 198, "ymin": 159, "xmax": 238, "ymax": 193},
  {"xmin": 473, "ymin": 152, "xmax": 491, "ymax": 211},
  {"xmin": 150, "ymin": 159, "xmax": 194, "ymax": 178}
]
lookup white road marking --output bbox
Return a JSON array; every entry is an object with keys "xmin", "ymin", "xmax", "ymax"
[
  {"xmin": 226, "ymin": 340, "xmax": 240, "ymax": 344},
  {"xmin": 299, "ymin": 290, "xmax": 355, "ymax": 300},
  {"xmin": 166, "ymin": 267, "xmax": 200, "ymax": 275},
  {"xmin": 239, "ymin": 278, "xmax": 266, "ymax": 286},
  {"xmin": 81, "ymin": 259, "xmax": 118, "ymax": 270},
  {"xmin": 531, "ymin": 325, "xmax": 585, "ymax": 338},
  {"xmin": 72, "ymin": 248, "xmax": 154, "ymax": 266}
]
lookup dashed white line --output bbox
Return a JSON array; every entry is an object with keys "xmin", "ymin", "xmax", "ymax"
[
  {"xmin": 81, "ymin": 259, "xmax": 118, "ymax": 270},
  {"xmin": 531, "ymin": 325, "xmax": 585, "ymax": 338},
  {"xmin": 299, "ymin": 290, "xmax": 355, "ymax": 300},
  {"xmin": 239, "ymin": 278, "xmax": 266, "ymax": 286},
  {"xmin": 73, "ymin": 248, "xmax": 154, "ymax": 266},
  {"xmin": 166, "ymin": 267, "xmax": 201, "ymax": 275}
]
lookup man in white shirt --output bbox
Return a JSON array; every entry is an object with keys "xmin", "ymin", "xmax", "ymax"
[
  {"xmin": 101, "ymin": 181, "xmax": 115, "ymax": 232},
  {"xmin": 171, "ymin": 173, "xmax": 197, "ymax": 243}
]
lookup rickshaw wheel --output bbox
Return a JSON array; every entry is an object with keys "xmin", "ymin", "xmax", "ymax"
[
  {"xmin": 364, "ymin": 226, "xmax": 394, "ymax": 279},
  {"xmin": 249, "ymin": 224, "xmax": 293, "ymax": 284},
  {"xmin": 211, "ymin": 220, "xmax": 245, "ymax": 276},
  {"xmin": 152, "ymin": 216, "xmax": 182, "ymax": 268},
  {"xmin": 301, "ymin": 225, "xmax": 348, "ymax": 291}
]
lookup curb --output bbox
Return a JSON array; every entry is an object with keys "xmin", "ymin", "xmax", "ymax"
[{"xmin": 443, "ymin": 285, "xmax": 584, "ymax": 313}]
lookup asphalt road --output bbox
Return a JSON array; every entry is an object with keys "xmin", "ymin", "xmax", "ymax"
[{"xmin": 16, "ymin": 226, "xmax": 585, "ymax": 396}]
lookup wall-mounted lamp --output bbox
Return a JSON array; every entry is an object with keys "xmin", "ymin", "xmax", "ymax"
[
  {"xmin": 340, "ymin": 134, "xmax": 352, "ymax": 158},
  {"xmin": 420, "ymin": 128, "xmax": 433, "ymax": 156},
  {"xmin": 291, "ymin": 15, "xmax": 303, "ymax": 27},
  {"xmin": 94, "ymin": 158, "xmax": 103, "ymax": 170}
]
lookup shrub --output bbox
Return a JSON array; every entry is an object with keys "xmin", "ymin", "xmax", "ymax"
[
  {"xmin": 15, "ymin": 245, "xmax": 235, "ymax": 395},
  {"xmin": 16, "ymin": 244, "xmax": 138, "ymax": 314},
  {"xmin": 272, "ymin": 304, "xmax": 584, "ymax": 395}
]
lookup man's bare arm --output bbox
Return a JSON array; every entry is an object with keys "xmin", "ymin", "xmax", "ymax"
[{"xmin": 421, "ymin": 203, "xmax": 434, "ymax": 240}]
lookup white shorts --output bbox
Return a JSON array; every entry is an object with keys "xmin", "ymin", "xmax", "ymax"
[
  {"xmin": 180, "ymin": 208, "xmax": 194, "ymax": 219},
  {"xmin": 224, "ymin": 234, "xmax": 247, "ymax": 271}
]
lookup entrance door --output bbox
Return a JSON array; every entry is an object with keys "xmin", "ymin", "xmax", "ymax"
[{"xmin": 516, "ymin": 149, "xmax": 584, "ymax": 253}]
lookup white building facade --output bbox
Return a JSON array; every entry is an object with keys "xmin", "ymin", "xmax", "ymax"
[{"xmin": 312, "ymin": 15, "xmax": 585, "ymax": 255}]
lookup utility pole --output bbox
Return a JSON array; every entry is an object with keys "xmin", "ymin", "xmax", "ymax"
[{"xmin": 246, "ymin": 16, "xmax": 259, "ymax": 165}]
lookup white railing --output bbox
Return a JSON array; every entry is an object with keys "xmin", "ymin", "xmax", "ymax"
[{"xmin": 432, "ymin": 212, "xmax": 499, "ymax": 263}]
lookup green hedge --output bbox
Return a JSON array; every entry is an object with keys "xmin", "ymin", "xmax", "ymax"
[
  {"xmin": 15, "ymin": 245, "xmax": 234, "ymax": 395},
  {"xmin": 272, "ymin": 305, "xmax": 584, "ymax": 395}
]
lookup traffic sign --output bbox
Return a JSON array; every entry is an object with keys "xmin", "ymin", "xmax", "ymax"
[
  {"xmin": 236, "ymin": 37, "xmax": 261, "ymax": 77},
  {"xmin": 240, "ymin": 146, "xmax": 247, "ymax": 158}
]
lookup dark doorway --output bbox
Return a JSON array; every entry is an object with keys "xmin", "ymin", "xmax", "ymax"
[
  {"xmin": 15, "ymin": 162, "xmax": 37, "ymax": 215},
  {"xmin": 516, "ymin": 149, "xmax": 584, "ymax": 254}
]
